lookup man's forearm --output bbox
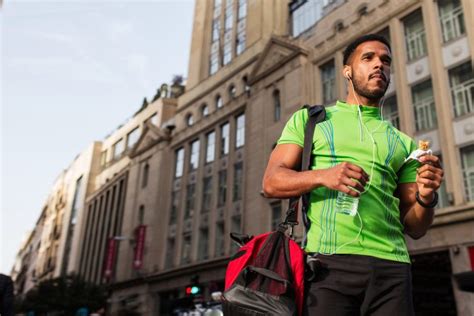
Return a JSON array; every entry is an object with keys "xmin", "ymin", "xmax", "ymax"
[
  {"xmin": 262, "ymin": 168, "xmax": 325, "ymax": 198},
  {"xmin": 404, "ymin": 200, "xmax": 435, "ymax": 239}
]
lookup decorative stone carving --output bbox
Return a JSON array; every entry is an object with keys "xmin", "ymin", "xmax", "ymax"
[
  {"xmin": 415, "ymin": 64, "xmax": 423, "ymax": 75},
  {"xmin": 464, "ymin": 123, "xmax": 474, "ymax": 135}
]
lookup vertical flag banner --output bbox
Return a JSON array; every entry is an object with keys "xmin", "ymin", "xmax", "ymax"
[
  {"xmin": 104, "ymin": 237, "xmax": 117, "ymax": 279},
  {"xmin": 133, "ymin": 225, "xmax": 147, "ymax": 269}
]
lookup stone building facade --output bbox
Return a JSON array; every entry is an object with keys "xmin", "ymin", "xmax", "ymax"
[
  {"xmin": 108, "ymin": 0, "xmax": 474, "ymax": 315},
  {"xmin": 11, "ymin": 0, "xmax": 474, "ymax": 315}
]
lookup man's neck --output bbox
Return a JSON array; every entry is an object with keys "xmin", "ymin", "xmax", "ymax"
[{"xmin": 345, "ymin": 94, "xmax": 380, "ymax": 107}]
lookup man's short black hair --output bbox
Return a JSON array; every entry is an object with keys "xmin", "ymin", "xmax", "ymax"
[{"xmin": 343, "ymin": 34, "xmax": 391, "ymax": 65}]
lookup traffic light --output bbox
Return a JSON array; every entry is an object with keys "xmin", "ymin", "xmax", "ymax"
[{"xmin": 185, "ymin": 284, "xmax": 202, "ymax": 296}]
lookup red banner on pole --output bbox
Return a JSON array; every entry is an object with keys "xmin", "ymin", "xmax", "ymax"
[
  {"xmin": 104, "ymin": 237, "xmax": 117, "ymax": 279},
  {"xmin": 133, "ymin": 225, "xmax": 147, "ymax": 269}
]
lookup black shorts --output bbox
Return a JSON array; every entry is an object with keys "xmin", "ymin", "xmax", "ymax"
[{"xmin": 304, "ymin": 254, "xmax": 414, "ymax": 316}]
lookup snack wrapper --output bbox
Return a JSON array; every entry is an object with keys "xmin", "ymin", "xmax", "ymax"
[{"xmin": 405, "ymin": 140, "xmax": 432, "ymax": 162}]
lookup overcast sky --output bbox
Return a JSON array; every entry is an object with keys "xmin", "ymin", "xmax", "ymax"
[{"xmin": 1, "ymin": 0, "xmax": 195, "ymax": 274}]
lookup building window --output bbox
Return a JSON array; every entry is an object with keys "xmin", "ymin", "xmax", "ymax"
[
  {"xmin": 186, "ymin": 113, "xmax": 194, "ymax": 126},
  {"xmin": 223, "ymin": 0, "xmax": 234, "ymax": 65},
  {"xmin": 218, "ymin": 170, "xmax": 227, "ymax": 207},
  {"xmin": 438, "ymin": 0, "xmax": 465, "ymax": 43},
  {"xmin": 233, "ymin": 162, "xmax": 243, "ymax": 201},
  {"xmin": 461, "ymin": 145, "xmax": 474, "ymax": 202},
  {"xmin": 210, "ymin": 43, "xmax": 220, "ymax": 75},
  {"xmin": 198, "ymin": 227, "xmax": 209, "ymax": 260},
  {"xmin": 215, "ymin": 222, "xmax": 225, "ymax": 257},
  {"xmin": 237, "ymin": 0, "xmax": 247, "ymax": 20},
  {"xmin": 126, "ymin": 127, "xmax": 140, "ymax": 150},
  {"xmin": 181, "ymin": 235, "xmax": 191, "ymax": 264},
  {"xmin": 202, "ymin": 177, "xmax": 213, "ymax": 213},
  {"xmin": 236, "ymin": 0, "xmax": 247, "ymax": 55},
  {"xmin": 383, "ymin": 94, "xmax": 400, "ymax": 129},
  {"xmin": 320, "ymin": 60, "xmax": 336, "ymax": 104},
  {"xmin": 169, "ymin": 190, "xmax": 179, "ymax": 224},
  {"xmin": 220, "ymin": 122, "xmax": 230, "ymax": 156},
  {"xmin": 229, "ymin": 84, "xmax": 237, "ymax": 99},
  {"xmin": 175, "ymin": 148, "xmax": 184, "ymax": 178},
  {"xmin": 449, "ymin": 62, "xmax": 474, "ymax": 117},
  {"xmin": 216, "ymin": 95, "xmax": 223, "ymax": 109},
  {"xmin": 435, "ymin": 155, "xmax": 450, "ymax": 209},
  {"xmin": 100, "ymin": 150, "xmax": 107, "ymax": 167},
  {"xmin": 236, "ymin": 114, "xmax": 245, "ymax": 148},
  {"xmin": 273, "ymin": 90, "xmax": 281, "ymax": 122},
  {"xmin": 142, "ymin": 163, "xmax": 149, "ymax": 188},
  {"xmin": 271, "ymin": 201, "xmax": 282, "ymax": 229},
  {"xmin": 461, "ymin": 145, "xmax": 474, "ymax": 201},
  {"xmin": 206, "ymin": 131, "xmax": 216, "ymax": 163},
  {"xmin": 230, "ymin": 215, "xmax": 241, "ymax": 252},
  {"xmin": 112, "ymin": 138, "xmax": 124, "ymax": 160},
  {"xmin": 412, "ymin": 80, "xmax": 437, "ymax": 132},
  {"xmin": 210, "ymin": 0, "xmax": 222, "ymax": 75},
  {"xmin": 404, "ymin": 10, "xmax": 427, "ymax": 61},
  {"xmin": 138, "ymin": 205, "xmax": 145, "ymax": 225},
  {"xmin": 165, "ymin": 238, "xmax": 175, "ymax": 268},
  {"xmin": 243, "ymin": 76, "xmax": 250, "ymax": 94},
  {"xmin": 185, "ymin": 184, "xmax": 196, "ymax": 218},
  {"xmin": 290, "ymin": 0, "xmax": 325, "ymax": 37},
  {"xmin": 201, "ymin": 104, "xmax": 209, "ymax": 117},
  {"xmin": 70, "ymin": 176, "xmax": 84, "ymax": 225},
  {"xmin": 189, "ymin": 139, "xmax": 200, "ymax": 170}
]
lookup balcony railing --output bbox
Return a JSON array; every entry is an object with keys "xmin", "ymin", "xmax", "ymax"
[
  {"xmin": 414, "ymin": 97, "xmax": 437, "ymax": 131},
  {"xmin": 406, "ymin": 28, "xmax": 427, "ymax": 61},
  {"xmin": 452, "ymin": 78, "xmax": 474, "ymax": 117},
  {"xmin": 440, "ymin": 5, "xmax": 465, "ymax": 43}
]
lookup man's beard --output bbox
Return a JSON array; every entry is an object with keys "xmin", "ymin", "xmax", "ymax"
[{"xmin": 352, "ymin": 76, "xmax": 388, "ymax": 101}]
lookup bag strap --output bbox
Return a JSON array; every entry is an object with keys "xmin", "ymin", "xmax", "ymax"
[{"xmin": 281, "ymin": 105, "xmax": 326, "ymax": 238}]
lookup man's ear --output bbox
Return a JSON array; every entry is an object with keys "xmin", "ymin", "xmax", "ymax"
[{"xmin": 342, "ymin": 65, "xmax": 351, "ymax": 80}]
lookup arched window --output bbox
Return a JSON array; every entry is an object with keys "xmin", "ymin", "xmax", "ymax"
[
  {"xmin": 273, "ymin": 90, "xmax": 281, "ymax": 122},
  {"xmin": 243, "ymin": 76, "xmax": 250, "ymax": 95},
  {"xmin": 142, "ymin": 163, "xmax": 149, "ymax": 188},
  {"xmin": 186, "ymin": 113, "xmax": 194, "ymax": 126},
  {"xmin": 201, "ymin": 104, "xmax": 209, "ymax": 117},
  {"xmin": 229, "ymin": 84, "xmax": 237, "ymax": 99},
  {"xmin": 216, "ymin": 95, "xmax": 223, "ymax": 109},
  {"xmin": 138, "ymin": 205, "xmax": 145, "ymax": 225}
]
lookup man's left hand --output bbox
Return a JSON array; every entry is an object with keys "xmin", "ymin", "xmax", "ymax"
[{"xmin": 416, "ymin": 155, "xmax": 444, "ymax": 204}]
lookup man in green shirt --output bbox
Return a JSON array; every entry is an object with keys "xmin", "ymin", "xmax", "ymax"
[{"xmin": 263, "ymin": 34, "xmax": 444, "ymax": 315}]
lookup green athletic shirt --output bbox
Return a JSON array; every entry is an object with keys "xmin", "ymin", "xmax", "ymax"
[{"xmin": 277, "ymin": 100, "xmax": 419, "ymax": 263}]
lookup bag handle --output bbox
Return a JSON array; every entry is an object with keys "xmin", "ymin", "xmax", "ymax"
[{"xmin": 281, "ymin": 105, "xmax": 326, "ymax": 239}]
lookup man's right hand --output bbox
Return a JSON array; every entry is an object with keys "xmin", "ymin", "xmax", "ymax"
[{"xmin": 319, "ymin": 162, "xmax": 369, "ymax": 197}]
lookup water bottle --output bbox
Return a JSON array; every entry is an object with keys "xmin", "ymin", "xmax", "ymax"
[{"xmin": 336, "ymin": 191, "xmax": 359, "ymax": 216}]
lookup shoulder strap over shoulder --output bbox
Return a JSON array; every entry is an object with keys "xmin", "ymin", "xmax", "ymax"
[{"xmin": 282, "ymin": 105, "xmax": 326, "ymax": 239}]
